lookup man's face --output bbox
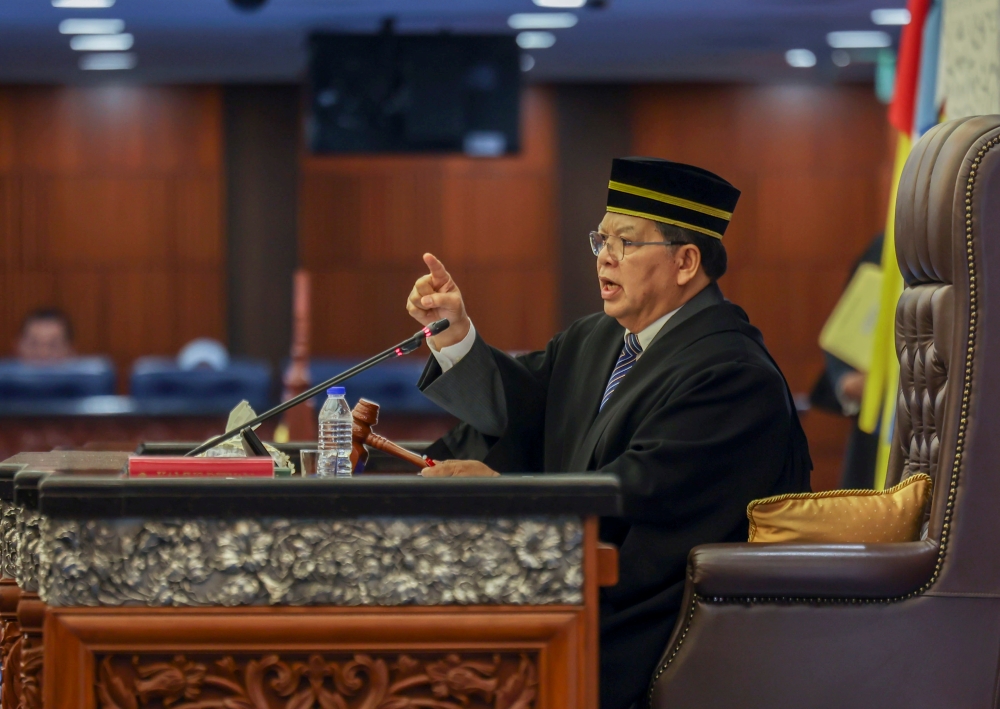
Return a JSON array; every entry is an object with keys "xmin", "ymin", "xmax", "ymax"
[
  {"xmin": 596, "ymin": 212, "xmax": 684, "ymax": 333},
  {"xmin": 17, "ymin": 319, "xmax": 73, "ymax": 363}
]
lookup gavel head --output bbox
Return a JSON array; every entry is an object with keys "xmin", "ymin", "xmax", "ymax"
[
  {"xmin": 352, "ymin": 398, "xmax": 379, "ymax": 428},
  {"xmin": 349, "ymin": 399, "xmax": 380, "ymax": 471}
]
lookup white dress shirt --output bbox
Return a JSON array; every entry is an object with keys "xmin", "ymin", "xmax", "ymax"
[{"xmin": 429, "ymin": 307, "xmax": 682, "ymax": 373}]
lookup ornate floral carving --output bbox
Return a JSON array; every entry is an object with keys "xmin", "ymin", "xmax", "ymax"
[
  {"xmin": 0, "ymin": 504, "xmax": 19, "ymax": 580},
  {"xmin": 40, "ymin": 517, "xmax": 582, "ymax": 608},
  {"xmin": 17, "ymin": 639, "xmax": 42, "ymax": 709},
  {"xmin": 96, "ymin": 652, "xmax": 537, "ymax": 709},
  {"xmin": 14, "ymin": 509, "xmax": 40, "ymax": 594},
  {"xmin": 2, "ymin": 631, "xmax": 22, "ymax": 709}
]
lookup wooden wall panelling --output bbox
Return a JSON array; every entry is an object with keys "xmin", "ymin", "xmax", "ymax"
[
  {"xmin": 0, "ymin": 86, "xmax": 226, "ymax": 389},
  {"xmin": 224, "ymin": 85, "xmax": 300, "ymax": 372},
  {"xmin": 43, "ymin": 177, "xmax": 173, "ymax": 267},
  {"xmin": 0, "ymin": 89, "xmax": 12, "ymax": 172},
  {"xmin": 6, "ymin": 86, "xmax": 222, "ymax": 175},
  {"xmin": 53, "ymin": 271, "xmax": 104, "ymax": 357},
  {"xmin": 630, "ymin": 84, "xmax": 891, "ymax": 490},
  {"xmin": 106, "ymin": 271, "xmax": 177, "ymax": 366},
  {"xmin": 0, "ymin": 177, "xmax": 13, "ymax": 270},
  {"xmin": 553, "ymin": 85, "xmax": 632, "ymax": 328},
  {"xmin": 300, "ymin": 87, "xmax": 558, "ymax": 356},
  {"xmin": 1, "ymin": 271, "xmax": 56, "ymax": 350}
]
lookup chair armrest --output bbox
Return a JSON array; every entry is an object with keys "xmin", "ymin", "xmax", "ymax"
[{"xmin": 689, "ymin": 540, "xmax": 938, "ymax": 599}]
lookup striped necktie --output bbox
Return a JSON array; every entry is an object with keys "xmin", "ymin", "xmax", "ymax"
[{"xmin": 600, "ymin": 333, "xmax": 642, "ymax": 411}]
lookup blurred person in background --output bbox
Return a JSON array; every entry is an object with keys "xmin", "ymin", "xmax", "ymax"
[
  {"xmin": 177, "ymin": 338, "xmax": 230, "ymax": 371},
  {"xmin": 15, "ymin": 308, "xmax": 75, "ymax": 364},
  {"xmin": 810, "ymin": 234, "xmax": 883, "ymax": 489}
]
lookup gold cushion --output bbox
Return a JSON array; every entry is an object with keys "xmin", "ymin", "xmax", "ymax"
[{"xmin": 747, "ymin": 473, "xmax": 932, "ymax": 543}]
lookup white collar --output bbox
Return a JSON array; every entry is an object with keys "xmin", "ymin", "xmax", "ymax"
[{"xmin": 626, "ymin": 307, "xmax": 681, "ymax": 353}]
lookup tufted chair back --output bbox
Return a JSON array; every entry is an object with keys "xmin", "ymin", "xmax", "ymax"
[
  {"xmin": 888, "ymin": 116, "xmax": 1000, "ymax": 594},
  {"xmin": 647, "ymin": 117, "xmax": 1000, "ymax": 709}
]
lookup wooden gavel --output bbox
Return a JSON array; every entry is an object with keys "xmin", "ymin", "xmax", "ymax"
[{"xmin": 350, "ymin": 399, "xmax": 431, "ymax": 472}]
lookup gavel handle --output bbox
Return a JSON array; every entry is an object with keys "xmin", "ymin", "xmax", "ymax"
[{"xmin": 365, "ymin": 433, "xmax": 430, "ymax": 469}]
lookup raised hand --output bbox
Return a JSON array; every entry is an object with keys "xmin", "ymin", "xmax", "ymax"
[{"xmin": 406, "ymin": 253, "xmax": 471, "ymax": 348}]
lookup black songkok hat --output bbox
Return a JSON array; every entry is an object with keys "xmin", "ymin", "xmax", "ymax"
[{"xmin": 607, "ymin": 157, "xmax": 741, "ymax": 240}]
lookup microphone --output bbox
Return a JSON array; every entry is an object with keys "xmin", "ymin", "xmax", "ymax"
[{"xmin": 185, "ymin": 319, "xmax": 450, "ymax": 457}]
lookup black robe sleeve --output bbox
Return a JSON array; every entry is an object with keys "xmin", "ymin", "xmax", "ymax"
[{"xmin": 418, "ymin": 331, "xmax": 561, "ymax": 472}]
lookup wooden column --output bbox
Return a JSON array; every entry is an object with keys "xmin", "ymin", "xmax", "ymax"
[{"xmin": 280, "ymin": 270, "xmax": 317, "ymax": 441}]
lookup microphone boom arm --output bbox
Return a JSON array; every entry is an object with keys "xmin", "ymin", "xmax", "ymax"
[{"xmin": 184, "ymin": 319, "xmax": 450, "ymax": 457}]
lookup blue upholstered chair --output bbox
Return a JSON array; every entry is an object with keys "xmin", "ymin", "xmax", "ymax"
[
  {"xmin": 0, "ymin": 357, "xmax": 116, "ymax": 402},
  {"xmin": 307, "ymin": 358, "xmax": 445, "ymax": 415},
  {"xmin": 130, "ymin": 357, "xmax": 272, "ymax": 413}
]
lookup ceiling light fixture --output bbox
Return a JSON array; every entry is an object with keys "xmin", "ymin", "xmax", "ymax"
[
  {"xmin": 532, "ymin": 0, "xmax": 586, "ymax": 7},
  {"xmin": 785, "ymin": 49, "xmax": 817, "ymax": 68},
  {"xmin": 52, "ymin": 0, "xmax": 115, "ymax": 6},
  {"xmin": 70, "ymin": 33, "xmax": 133, "ymax": 51},
  {"xmin": 871, "ymin": 8, "xmax": 911, "ymax": 25},
  {"xmin": 508, "ymin": 13, "xmax": 578, "ymax": 30},
  {"xmin": 827, "ymin": 31, "xmax": 891, "ymax": 49},
  {"xmin": 521, "ymin": 54, "xmax": 536, "ymax": 72},
  {"xmin": 516, "ymin": 31, "xmax": 557, "ymax": 49},
  {"xmin": 831, "ymin": 49, "xmax": 851, "ymax": 67},
  {"xmin": 79, "ymin": 52, "xmax": 136, "ymax": 70},
  {"xmin": 59, "ymin": 18, "xmax": 125, "ymax": 34}
]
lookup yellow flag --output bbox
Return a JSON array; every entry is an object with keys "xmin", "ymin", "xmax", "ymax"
[{"xmin": 859, "ymin": 132, "xmax": 911, "ymax": 489}]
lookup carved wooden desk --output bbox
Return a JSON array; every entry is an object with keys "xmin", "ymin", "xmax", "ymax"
[
  {"xmin": 35, "ymin": 474, "xmax": 621, "ymax": 709},
  {"xmin": 0, "ymin": 452, "xmax": 132, "ymax": 709},
  {"xmin": 0, "ymin": 462, "xmax": 25, "ymax": 709}
]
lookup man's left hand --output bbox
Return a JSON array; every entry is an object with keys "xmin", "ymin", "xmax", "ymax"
[{"xmin": 420, "ymin": 460, "xmax": 500, "ymax": 478}]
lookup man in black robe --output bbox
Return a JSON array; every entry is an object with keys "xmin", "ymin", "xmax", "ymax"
[{"xmin": 406, "ymin": 157, "xmax": 812, "ymax": 709}]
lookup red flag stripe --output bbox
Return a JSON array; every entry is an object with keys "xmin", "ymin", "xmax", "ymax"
[{"xmin": 888, "ymin": 0, "xmax": 932, "ymax": 135}]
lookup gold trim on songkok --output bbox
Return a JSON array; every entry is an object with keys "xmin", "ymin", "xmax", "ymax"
[
  {"xmin": 605, "ymin": 206, "xmax": 725, "ymax": 240},
  {"xmin": 608, "ymin": 180, "xmax": 734, "ymax": 221}
]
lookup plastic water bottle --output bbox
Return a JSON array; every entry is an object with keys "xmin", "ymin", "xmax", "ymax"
[{"xmin": 317, "ymin": 386, "xmax": 353, "ymax": 478}]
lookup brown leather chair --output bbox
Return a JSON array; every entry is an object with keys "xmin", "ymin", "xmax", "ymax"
[{"xmin": 649, "ymin": 116, "xmax": 1000, "ymax": 709}]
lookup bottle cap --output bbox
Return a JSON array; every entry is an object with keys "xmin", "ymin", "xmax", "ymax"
[{"xmin": 327, "ymin": 386, "xmax": 346, "ymax": 396}]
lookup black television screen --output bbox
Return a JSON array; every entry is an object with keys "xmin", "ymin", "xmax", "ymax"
[{"xmin": 307, "ymin": 33, "xmax": 521, "ymax": 156}]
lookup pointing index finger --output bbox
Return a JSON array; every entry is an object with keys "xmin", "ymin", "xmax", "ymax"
[{"xmin": 423, "ymin": 253, "xmax": 450, "ymax": 288}]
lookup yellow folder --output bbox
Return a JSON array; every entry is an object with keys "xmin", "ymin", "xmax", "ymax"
[{"xmin": 818, "ymin": 263, "xmax": 883, "ymax": 373}]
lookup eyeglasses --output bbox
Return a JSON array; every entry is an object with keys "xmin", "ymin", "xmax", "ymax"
[{"xmin": 589, "ymin": 231, "xmax": 684, "ymax": 261}]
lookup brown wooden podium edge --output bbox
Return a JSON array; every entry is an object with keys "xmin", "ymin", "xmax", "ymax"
[
  {"xmin": 597, "ymin": 542, "xmax": 619, "ymax": 588},
  {"xmin": 583, "ymin": 515, "xmax": 599, "ymax": 709},
  {"xmin": 0, "ymin": 578, "xmax": 22, "ymax": 709}
]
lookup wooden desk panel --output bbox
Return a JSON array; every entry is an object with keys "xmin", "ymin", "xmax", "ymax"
[
  {"xmin": 39, "ymin": 524, "xmax": 605, "ymax": 709},
  {"xmin": 26, "ymin": 469, "xmax": 615, "ymax": 709},
  {"xmin": 46, "ymin": 606, "xmax": 584, "ymax": 709}
]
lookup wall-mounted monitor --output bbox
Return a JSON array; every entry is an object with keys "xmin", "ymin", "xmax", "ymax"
[{"xmin": 307, "ymin": 32, "xmax": 521, "ymax": 156}]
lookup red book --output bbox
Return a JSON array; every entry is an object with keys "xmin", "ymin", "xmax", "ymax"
[{"xmin": 128, "ymin": 456, "xmax": 274, "ymax": 478}]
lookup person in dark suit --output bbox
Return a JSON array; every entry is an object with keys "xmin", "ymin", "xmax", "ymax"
[
  {"xmin": 809, "ymin": 234, "xmax": 883, "ymax": 489},
  {"xmin": 406, "ymin": 158, "xmax": 812, "ymax": 709}
]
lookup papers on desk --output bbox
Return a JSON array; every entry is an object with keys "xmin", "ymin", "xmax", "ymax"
[
  {"xmin": 196, "ymin": 400, "xmax": 296, "ymax": 473},
  {"xmin": 819, "ymin": 263, "xmax": 883, "ymax": 373}
]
